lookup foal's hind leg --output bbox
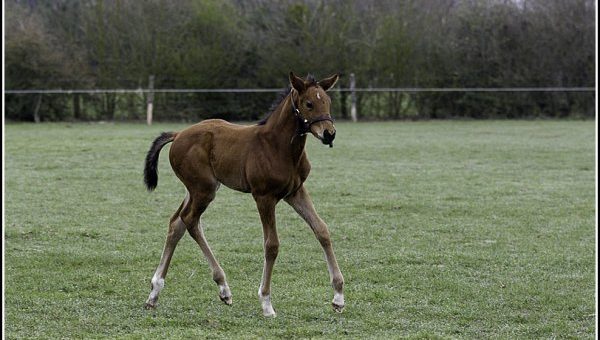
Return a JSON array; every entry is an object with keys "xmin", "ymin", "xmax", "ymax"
[
  {"xmin": 285, "ymin": 186, "xmax": 345, "ymax": 313},
  {"xmin": 145, "ymin": 196, "xmax": 189, "ymax": 309},
  {"xmin": 182, "ymin": 188, "xmax": 232, "ymax": 306}
]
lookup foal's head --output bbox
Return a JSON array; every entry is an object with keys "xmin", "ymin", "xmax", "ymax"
[{"xmin": 289, "ymin": 72, "xmax": 339, "ymax": 146}]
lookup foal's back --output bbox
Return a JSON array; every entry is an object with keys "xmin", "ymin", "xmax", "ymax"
[{"xmin": 168, "ymin": 119, "xmax": 261, "ymax": 193}]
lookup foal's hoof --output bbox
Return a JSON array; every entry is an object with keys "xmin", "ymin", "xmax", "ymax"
[
  {"xmin": 144, "ymin": 302, "xmax": 157, "ymax": 310},
  {"xmin": 332, "ymin": 302, "xmax": 344, "ymax": 313},
  {"xmin": 263, "ymin": 309, "xmax": 277, "ymax": 318},
  {"xmin": 219, "ymin": 294, "xmax": 233, "ymax": 305}
]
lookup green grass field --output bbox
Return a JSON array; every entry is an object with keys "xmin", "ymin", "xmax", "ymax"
[{"xmin": 4, "ymin": 120, "xmax": 596, "ymax": 339}]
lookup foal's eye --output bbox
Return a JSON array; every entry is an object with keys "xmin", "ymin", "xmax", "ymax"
[{"xmin": 306, "ymin": 101, "xmax": 313, "ymax": 110}]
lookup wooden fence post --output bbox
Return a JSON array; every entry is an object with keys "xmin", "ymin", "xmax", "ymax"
[
  {"xmin": 350, "ymin": 73, "xmax": 357, "ymax": 122},
  {"xmin": 33, "ymin": 94, "xmax": 42, "ymax": 123},
  {"xmin": 146, "ymin": 75, "xmax": 155, "ymax": 125}
]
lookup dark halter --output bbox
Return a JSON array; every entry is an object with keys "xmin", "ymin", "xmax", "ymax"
[{"xmin": 290, "ymin": 89, "xmax": 335, "ymax": 146}]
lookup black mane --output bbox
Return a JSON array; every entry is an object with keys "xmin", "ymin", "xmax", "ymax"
[{"xmin": 257, "ymin": 87, "xmax": 292, "ymax": 126}]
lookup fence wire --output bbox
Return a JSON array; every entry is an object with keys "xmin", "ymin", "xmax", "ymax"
[
  {"xmin": 4, "ymin": 87, "xmax": 595, "ymax": 121},
  {"xmin": 4, "ymin": 87, "xmax": 596, "ymax": 94}
]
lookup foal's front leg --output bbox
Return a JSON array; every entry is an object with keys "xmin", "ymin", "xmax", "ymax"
[
  {"xmin": 285, "ymin": 186, "xmax": 345, "ymax": 313},
  {"xmin": 254, "ymin": 194, "xmax": 279, "ymax": 317}
]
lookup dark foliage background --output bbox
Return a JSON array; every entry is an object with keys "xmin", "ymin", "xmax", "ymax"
[{"xmin": 4, "ymin": 0, "xmax": 596, "ymax": 121}]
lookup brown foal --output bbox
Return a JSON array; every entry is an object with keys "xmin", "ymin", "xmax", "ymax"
[{"xmin": 143, "ymin": 72, "xmax": 344, "ymax": 317}]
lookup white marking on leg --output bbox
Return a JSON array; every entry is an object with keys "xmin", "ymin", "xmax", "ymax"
[
  {"xmin": 258, "ymin": 287, "xmax": 276, "ymax": 317},
  {"xmin": 147, "ymin": 275, "xmax": 165, "ymax": 302},
  {"xmin": 219, "ymin": 283, "xmax": 232, "ymax": 305},
  {"xmin": 333, "ymin": 292, "xmax": 344, "ymax": 307},
  {"xmin": 219, "ymin": 283, "xmax": 230, "ymax": 297},
  {"xmin": 258, "ymin": 257, "xmax": 277, "ymax": 317}
]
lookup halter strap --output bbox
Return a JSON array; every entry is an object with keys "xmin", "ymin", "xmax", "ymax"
[{"xmin": 290, "ymin": 89, "xmax": 335, "ymax": 136}]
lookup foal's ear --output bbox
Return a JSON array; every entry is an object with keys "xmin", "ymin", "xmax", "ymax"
[
  {"xmin": 318, "ymin": 74, "xmax": 339, "ymax": 91},
  {"xmin": 289, "ymin": 72, "xmax": 306, "ymax": 92}
]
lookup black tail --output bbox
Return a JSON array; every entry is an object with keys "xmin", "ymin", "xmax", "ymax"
[{"xmin": 144, "ymin": 132, "xmax": 177, "ymax": 191}]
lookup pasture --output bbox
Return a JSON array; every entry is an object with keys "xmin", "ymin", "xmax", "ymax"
[{"xmin": 4, "ymin": 120, "xmax": 596, "ymax": 339}]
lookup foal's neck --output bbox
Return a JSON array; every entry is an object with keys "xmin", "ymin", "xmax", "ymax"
[{"xmin": 263, "ymin": 94, "xmax": 307, "ymax": 155}]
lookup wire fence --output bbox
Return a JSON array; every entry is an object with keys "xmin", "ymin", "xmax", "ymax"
[
  {"xmin": 4, "ymin": 87, "xmax": 596, "ymax": 122},
  {"xmin": 4, "ymin": 87, "xmax": 596, "ymax": 94}
]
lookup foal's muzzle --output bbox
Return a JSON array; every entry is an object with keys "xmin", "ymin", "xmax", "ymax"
[{"xmin": 322, "ymin": 129, "xmax": 336, "ymax": 147}]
